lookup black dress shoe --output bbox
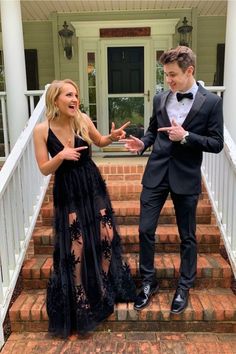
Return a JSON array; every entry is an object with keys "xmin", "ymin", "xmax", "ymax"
[
  {"xmin": 134, "ymin": 282, "xmax": 159, "ymax": 311},
  {"xmin": 170, "ymin": 288, "xmax": 189, "ymax": 314}
]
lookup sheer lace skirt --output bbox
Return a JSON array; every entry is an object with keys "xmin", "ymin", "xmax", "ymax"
[{"xmin": 46, "ymin": 165, "xmax": 136, "ymax": 337}]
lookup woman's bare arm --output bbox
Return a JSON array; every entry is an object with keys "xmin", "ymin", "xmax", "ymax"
[{"xmin": 84, "ymin": 114, "xmax": 130, "ymax": 147}]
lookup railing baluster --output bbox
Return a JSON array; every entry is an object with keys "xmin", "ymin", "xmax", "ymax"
[
  {"xmin": 4, "ymin": 189, "xmax": 16, "ymax": 270},
  {"xmin": 16, "ymin": 165, "xmax": 25, "ymax": 242},
  {"xmin": 227, "ymin": 168, "xmax": 233, "ymax": 242},
  {"xmin": 0, "ymin": 200, "xmax": 10, "ymax": 287},
  {"xmin": 11, "ymin": 174, "xmax": 20, "ymax": 257},
  {"xmin": 231, "ymin": 177, "xmax": 236, "ymax": 251}
]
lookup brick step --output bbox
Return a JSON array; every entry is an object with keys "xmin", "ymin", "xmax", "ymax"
[
  {"xmin": 37, "ymin": 200, "xmax": 213, "ymax": 227},
  {"xmin": 45, "ymin": 180, "xmax": 209, "ymax": 202},
  {"xmin": 48, "ymin": 162, "xmax": 147, "ymax": 185},
  {"xmin": 22, "ymin": 253, "xmax": 231, "ymax": 290},
  {"xmin": 86, "ymin": 162, "xmax": 146, "ymax": 180},
  {"xmin": 9, "ymin": 288, "xmax": 236, "ymax": 333},
  {"xmin": 33, "ymin": 224, "xmax": 221, "ymax": 255},
  {"xmin": 46, "ymin": 180, "xmax": 142, "ymax": 202}
]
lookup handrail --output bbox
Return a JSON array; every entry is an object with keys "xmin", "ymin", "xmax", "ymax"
[{"xmin": 0, "ymin": 87, "xmax": 50, "ymax": 348}]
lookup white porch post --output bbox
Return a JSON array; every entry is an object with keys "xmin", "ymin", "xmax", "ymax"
[
  {"xmin": 223, "ymin": 0, "xmax": 236, "ymax": 144},
  {"xmin": 0, "ymin": 0, "xmax": 28, "ymax": 148}
]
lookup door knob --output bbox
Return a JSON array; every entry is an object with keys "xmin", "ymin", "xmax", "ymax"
[{"xmin": 144, "ymin": 90, "xmax": 150, "ymax": 102}]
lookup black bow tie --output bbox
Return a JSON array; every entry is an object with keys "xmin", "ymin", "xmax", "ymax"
[{"xmin": 176, "ymin": 92, "xmax": 193, "ymax": 102}]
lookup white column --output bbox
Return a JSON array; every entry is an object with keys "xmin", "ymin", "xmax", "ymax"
[
  {"xmin": 0, "ymin": 0, "xmax": 28, "ymax": 148},
  {"xmin": 223, "ymin": 0, "xmax": 236, "ymax": 144}
]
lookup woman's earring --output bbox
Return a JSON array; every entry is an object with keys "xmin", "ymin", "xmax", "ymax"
[{"xmin": 54, "ymin": 106, "xmax": 59, "ymax": 118}]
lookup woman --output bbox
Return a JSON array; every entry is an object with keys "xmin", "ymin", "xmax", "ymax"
[{"xmin": 33, "ymin": 79, "xmax": 136, "ymax": 337}]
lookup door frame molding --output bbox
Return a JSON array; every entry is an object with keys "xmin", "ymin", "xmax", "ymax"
[{"xmin": 72, "ymin": 18, "xmax": 179, "ymax": 134}]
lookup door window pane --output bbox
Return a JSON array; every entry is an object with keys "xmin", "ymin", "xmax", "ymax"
[
  {"xmin": 87, "ymin": 52, "xmax": 97, "ymax": 126},
  {"xmin": 0, "ymin": 52, "xmax": 5, "ymax": 91},
  {"xmin": 108, "ymin": 97, "xmax": 144, "ymax": 138},
  {"xmin": 156, "ymin": 50, "xmax": 164, "ymax": 93},
  {"xmin": 108, "ymin": 47, "xmax": 144, "ymax": 94}
]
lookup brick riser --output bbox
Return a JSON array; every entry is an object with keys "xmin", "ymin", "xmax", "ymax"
[
  {"xmin": 34, "ymin": 242, "xmax": 221, "ymax": 256},
  {"xmin": 10, "ymin": 289, "xmax": 236, "ymax": 333},
  {"xmin": 21, "ymin": 252, "xmax": 231, "ymax": 290},
  {"xmin": 33, "ymin": 224, "xmax": 221, "ymax": 255},
  {"xmin": 44, "ymin": 184, "xmax": 208, "ymax": 202},
  {"xmin": 36, "ymin": 200, "xmax": 213, "ymax": 227}
]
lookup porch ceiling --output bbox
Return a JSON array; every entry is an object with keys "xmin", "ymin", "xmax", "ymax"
[{"xmin": 20, "ymin": 0, "xmax": 227, "ymax": 21}]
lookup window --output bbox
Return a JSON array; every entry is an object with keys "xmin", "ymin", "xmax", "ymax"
[
  {"xmin": 87, "ymin": 52, "xmax": 97, "ymax": 127},
  {"xmin": 0, "ymin": 51, "xmax": 5, "ymax": 91},
  {"xmin": 155, "ymin": 50, "xmax": 164, "ymax": 93}
]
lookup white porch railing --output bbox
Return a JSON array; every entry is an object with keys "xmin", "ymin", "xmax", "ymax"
[
  {"xmin": 202, "ymin": 128, "xmax": 236, "ymax": 279},
  {"xmin": 0, "ymin": 89, "xmax": 50, "ymax": 348},
  {"xmin": 201, "ymin": 85, "xmax": 236, "ymax": 277},
  {"xmin": 0, "ymin": 90, "xmax": 44, "ymax": 162}
]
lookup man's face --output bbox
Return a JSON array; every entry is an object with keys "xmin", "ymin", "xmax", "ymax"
[{"xmin": 163, "ymin": 61, "xmax": 194, "ymax": 93}]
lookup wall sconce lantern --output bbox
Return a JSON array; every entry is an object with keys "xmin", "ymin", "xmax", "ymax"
[
  {"xmin": 177, "ymin": 17, "xmax": 193, "ymax": 47},
  {"xmin": 58, "ymin": 21, "xmax": 74, "ymax": 59}
]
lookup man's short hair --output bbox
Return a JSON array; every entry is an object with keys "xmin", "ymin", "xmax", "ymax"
[{"xmin": 159, "ymin": 46, "xmax": 196, "ymax": 73}]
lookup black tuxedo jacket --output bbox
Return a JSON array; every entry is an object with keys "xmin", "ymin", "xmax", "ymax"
[{"xmin": 141, "ymin": 83, "xmax": 224, "ymax": 194}]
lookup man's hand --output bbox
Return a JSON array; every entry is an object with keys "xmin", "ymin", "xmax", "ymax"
[
  {"xmin": 120, "ymin": 135, "xmax": 144, "ymax": 153},
  {"xmin": 109, "ymin": 121, "xmax": 131, "ymax": 141},
  {"xmin": 158, "ymin": 119, "xmax": 186, "ymax": 141}
]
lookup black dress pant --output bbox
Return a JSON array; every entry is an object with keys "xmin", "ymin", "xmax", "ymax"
[{"xmin": 139, "ymin": 177, "xmax": 199, "ymax": 290}]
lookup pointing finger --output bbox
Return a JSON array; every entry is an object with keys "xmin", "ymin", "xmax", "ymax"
[
  {"xmin": 119, "ymin": 121, "xmax": 131, "ymax": 130},
  {"xmin": 119, "ymin": 135, "xmax": 138, "ymax": 143},
  {"xmin": 111, "ymin": 122, "xmax": 115, "ymax": 131},
  {"xmin": 129, "ymin": 134, "xmax": 140, "ymax": 141},
  {"xmin": 158, "ymin": 127, "xmax": 171, "ymax": 132},
  {"xmin": 75, "ymin": 146, "xmax": 88, "ymax": 151}
]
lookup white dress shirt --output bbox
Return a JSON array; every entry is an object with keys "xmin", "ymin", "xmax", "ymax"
[{"xmin": 166, "ymin": 82, "xmax": 198, "ymax": 126}]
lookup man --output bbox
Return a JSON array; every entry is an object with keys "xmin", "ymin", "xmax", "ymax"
[{"xmin": 122, "ymin": 46, "xmax": 224, "ymax": 314}]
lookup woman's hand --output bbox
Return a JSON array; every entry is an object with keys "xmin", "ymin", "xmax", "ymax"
[
  {"xmin": 59, "ymin": 140, "xmax": 88, "ymax": 161},
  {"xmin": 109, "ymin": 121, "xmax": 131, "ymax": 141}
]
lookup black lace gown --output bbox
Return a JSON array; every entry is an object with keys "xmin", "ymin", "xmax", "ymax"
[{"xmin": 46, "ymin": 128, "xmax": 136, "ymax": 337}]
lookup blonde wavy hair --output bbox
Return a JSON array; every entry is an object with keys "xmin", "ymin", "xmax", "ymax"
[{"xmin": 45, "ymin": 79, "xmax": 92, "ymax": 144}]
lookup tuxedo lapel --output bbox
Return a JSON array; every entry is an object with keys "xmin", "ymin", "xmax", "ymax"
[
  {"xmin": 160, "ymin": 90, "xmax": 172, "ymax": 126},
  {"xmin": 182, "ymin": 86, "xmax": 207, "ymax": 129}
]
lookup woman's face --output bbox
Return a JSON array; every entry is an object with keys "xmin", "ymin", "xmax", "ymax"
[{"xmin": 55, "ymin": 83, "xmax": 79, "ymax": 118}]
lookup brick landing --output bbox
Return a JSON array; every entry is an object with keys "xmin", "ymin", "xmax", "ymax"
[{"xmin": 2, "ymin": 331, "xmax": 236, "ymax": 353}]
